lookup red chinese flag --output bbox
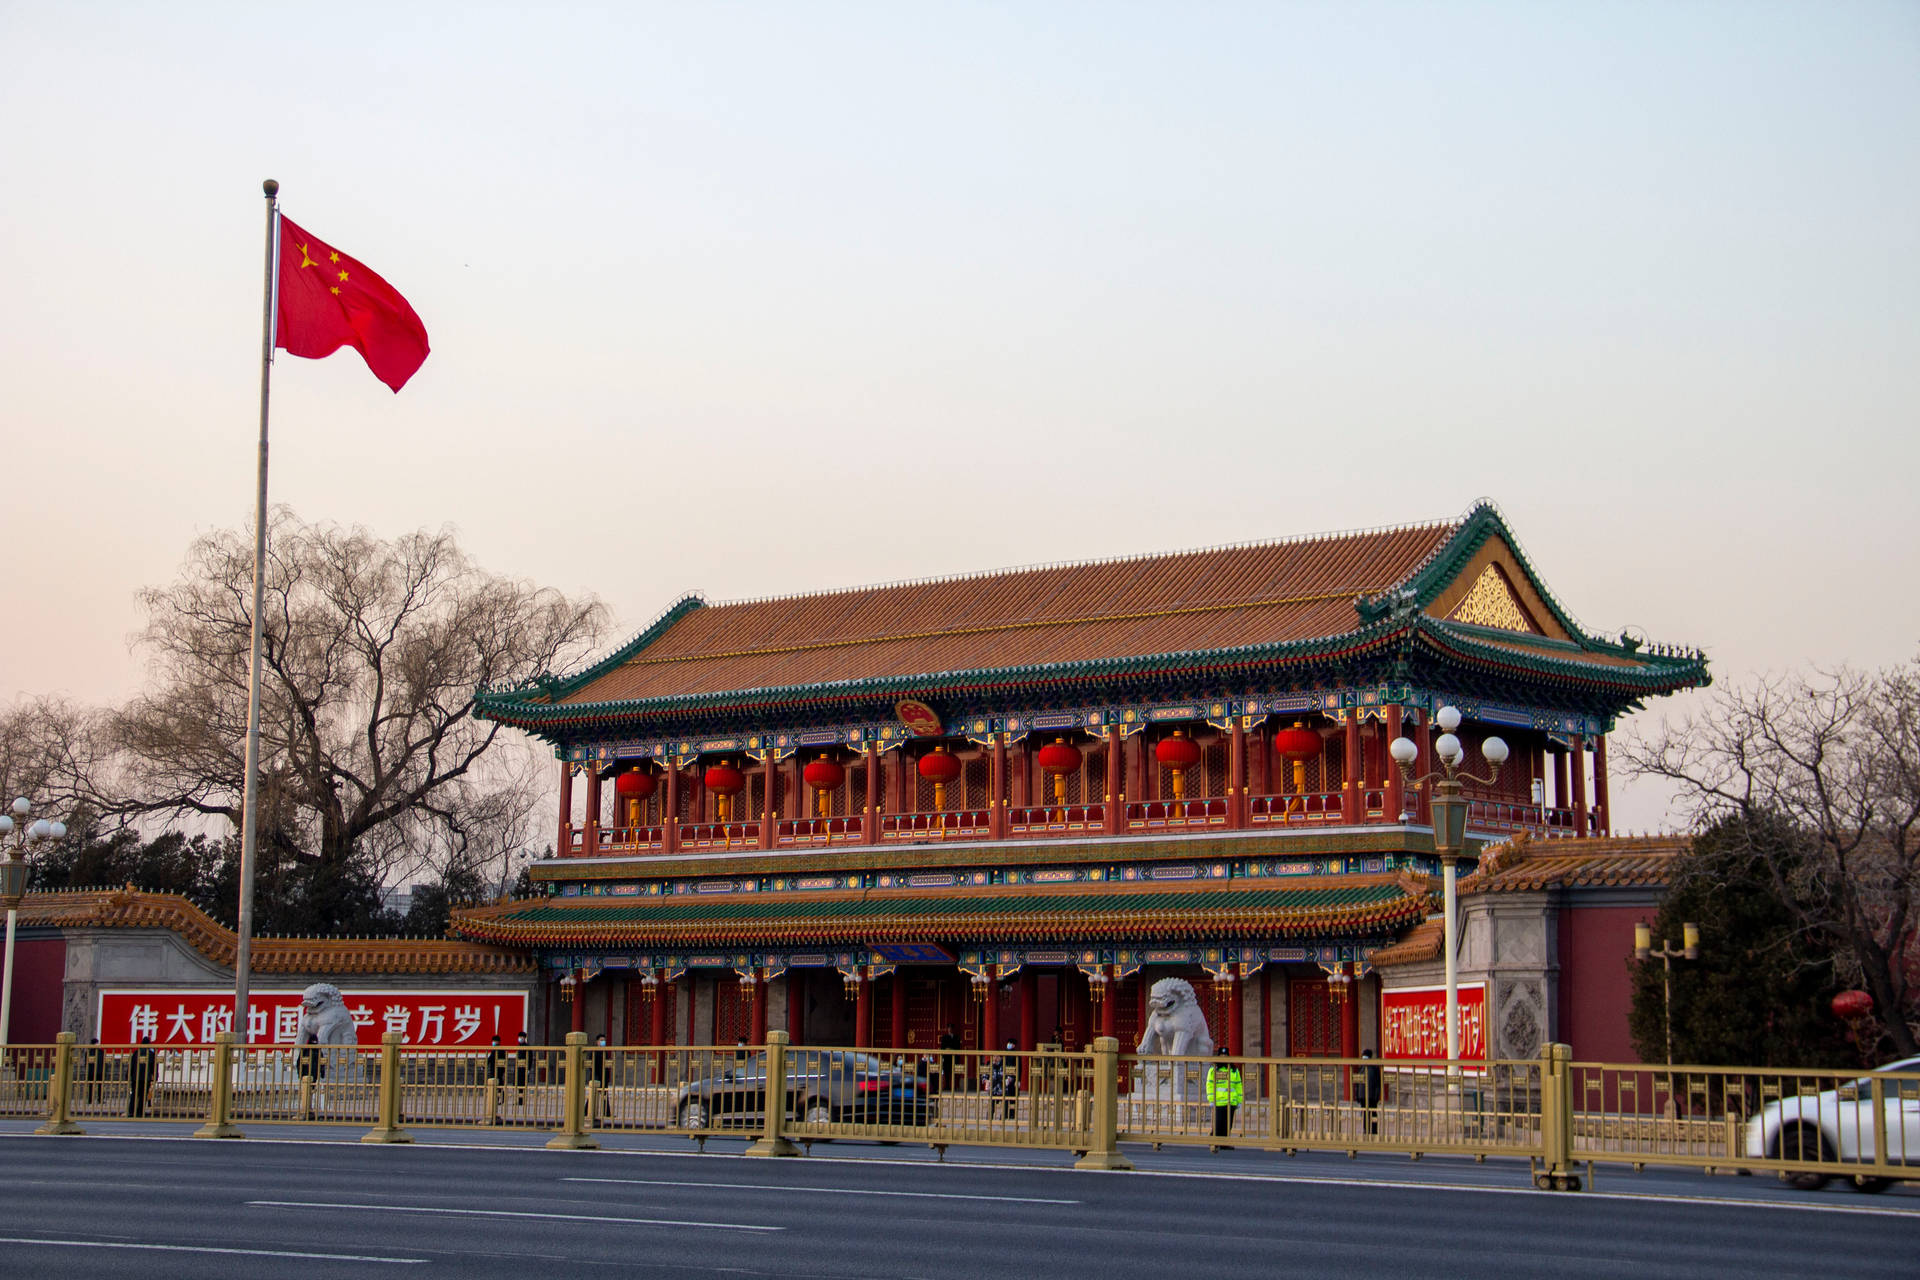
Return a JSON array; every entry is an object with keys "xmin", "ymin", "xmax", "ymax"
[{"xmin": 276, "ymin": 216, "xmax": 430, "ymax": 392}]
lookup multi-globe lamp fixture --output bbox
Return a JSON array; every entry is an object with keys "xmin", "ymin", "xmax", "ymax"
[{"xmin": 1389, "ymin": 707, "xmax": 1508, "ymax": 1068}]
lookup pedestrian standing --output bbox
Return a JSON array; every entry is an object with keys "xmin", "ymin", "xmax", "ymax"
[
  {"xmin": 127, "ymin": 1035, "xmax": 156, "ymax": 1118},
  {"xmin": 1358, "ymin": 1048, "xmax": 1384, "ymax": 1136},
  {"xmin": 936, "ymin": 1023, "xmax": 961, "ymax": 1094}
]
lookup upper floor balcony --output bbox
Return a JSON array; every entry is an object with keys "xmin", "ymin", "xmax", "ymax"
[{"xmin": 556, "ymin": 712, "xmax": 1610, "ymax": 859}]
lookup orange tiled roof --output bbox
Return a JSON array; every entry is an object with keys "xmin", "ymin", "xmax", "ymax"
[
  {"xmin": 563, "ymin": 522, "xmax": 1456, "ymax": 705},
  {"xmin": 17, "ymin": 888, "xmax": 534, "ymax": 976}
]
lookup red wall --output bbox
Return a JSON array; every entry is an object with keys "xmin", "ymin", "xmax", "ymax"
[
  {"xmin": 0, "ymin": 937, "xmax": 67, "ymax": 1043},
  {"xmin": 1558, "ymin": 905, "xmax": 1649, "ymax": 1063}
]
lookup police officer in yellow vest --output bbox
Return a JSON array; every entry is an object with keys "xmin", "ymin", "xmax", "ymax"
[{"xmin": 1206, "ymin": 1046, "xmax": 1243, "ymax": 1147}]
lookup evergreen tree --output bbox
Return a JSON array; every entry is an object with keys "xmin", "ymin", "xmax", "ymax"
[{"xmin": 1629, "ymin": 814, "xmax": 1853, "ymax": 1067}]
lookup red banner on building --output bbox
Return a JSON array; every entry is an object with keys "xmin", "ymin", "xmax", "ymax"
[
  {"xmin": 97, "ymin": 989, "xmax": 526, "ymax": 1047},
  {"xmin": 1379, "ymin": 983, "xmax": 1487, "ymax": 1064}
]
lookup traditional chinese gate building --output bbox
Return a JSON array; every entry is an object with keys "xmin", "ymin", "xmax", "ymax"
[{"xmin": 452, "ymin": 503, "xmax": 1707, "ymax": 1058}]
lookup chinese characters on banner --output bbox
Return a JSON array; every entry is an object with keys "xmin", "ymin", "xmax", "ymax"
[
  {"xmin": 97, "ymin": 990, "xmax": 527, "ymax": 1047},
  {"xmin": 1379, "ymin": 983, "xmax": 1487, "ymax": 1064}
]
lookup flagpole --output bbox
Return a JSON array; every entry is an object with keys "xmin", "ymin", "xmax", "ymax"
[{"xmin": 234, "ymin": 178, "xmax": 280, "ymax": 1044}]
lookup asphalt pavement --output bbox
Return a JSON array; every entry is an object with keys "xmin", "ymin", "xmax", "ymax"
[{"xmin": 0, "ymin": 1122, "xmax": 1912, "ymax": 1279}]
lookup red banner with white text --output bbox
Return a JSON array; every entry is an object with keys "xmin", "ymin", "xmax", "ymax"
[
  {"xmin": 97, "ymin": 989, "xmax": 526, "ymax": 1047},
  {"xmin": 1379, "ymin": 983, "xmax": 1487, "ymax": 1065}
]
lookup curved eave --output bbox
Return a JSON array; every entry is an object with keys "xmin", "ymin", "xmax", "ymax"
[
  {"xmin": 1413, "ymin": 619, "xmax": 1710, "ymax": 698},
  {"xmin": 446, "ymin": 893, "xmax": 1431, "ymax": 950}
]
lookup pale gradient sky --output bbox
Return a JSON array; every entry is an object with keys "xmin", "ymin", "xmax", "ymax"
[{"xmin": 3, "ymin": 2, "xmax": 1916, "ymax": 835}]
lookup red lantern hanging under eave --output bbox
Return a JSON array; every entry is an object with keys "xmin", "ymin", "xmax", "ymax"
[
  {"xmin": 917, "ymin": 747, "xmax": 962, "ymax": 811},
  {"xmin": 703, "ymin": 762, "xmax": 745, "ymax": 824},
  {"xmin": 1832, "ymin": 990, "xmax": 1873, "ymax": 1021},
  {"xmin": 1038, "ymin": 738, "xmax": 1083, "ymax": 809},
  {"xmin": 614, "ymin": 770, "xmax": 656, "ymax": 800},
  {"xmin": 1154, "ymin": 731, "xmax": 1202, "ymax": 803},
  {"xmin": 803, "ymin": 754, "xmax": 845, "ymax": 821},
  {"xmin": 1273, "ymin": 724, "xmax": 1321, "ymax": 763}
]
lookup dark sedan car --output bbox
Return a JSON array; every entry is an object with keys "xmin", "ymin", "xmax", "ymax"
[{"xmin": 673, "ymin": 1052, "xmax": 931, "ymax": 1131}]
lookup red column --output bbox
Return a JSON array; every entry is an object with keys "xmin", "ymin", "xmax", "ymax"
[
  {"xmin": 1250, "ymin": 722, "xmax": 1269, "ymax": 811},
  {"xmin": 751, "ymin": 971, "xmax": 768, "ymax": 1044},
  {"xmin": 1225, "ymin": 966, "xmax": 1243, "ymax": 1055},
  {"xmin": 890, "ymin": 973, "xmax": 908, "ymax": 1050},
  {"xmin": 662, "ymin": 762, "xmax": 680, "ymax": 855},
  {"xmin": 649, "ymin": 979, "xmax": 667, "ymax": 1045},
  {"xmin": 1570, "ymin": 735, "xmax": 1590, "ymax": 835},
  {"xmin": 557, "ymin": 761, "xmax": 574, "ymax": 852},
  {"xmin": 1340, "ymin": 982, "xmax": 1360, "ymax": 1059},
  {"xmin": 786, "ymin": 972, "xmax": 805, "ymax": 1045},
  {"xmin": 1228, "ymin": 718, "xmax": 1248, "ymax": 829},
  {"xmin": 990, "ymin": 735, "xmax": 1008, "ymax": 838},
  {"xmin": 1592, "ymin": 734, "xmax": 1610, "ymax": 835},
  {"xmin": 760, "ymin": 754, "xmax": 776, "ymax": 849},
  {"xmin": 583, "ymin": 769, "xmax": 602, "ymax": 852},
  {"xmin": 1417, "ymin": 715, "xmax": 1434, "ymax": 824},
  {"xmin": 1260, "ymin": 967, "xmax": 1272, "ymax": 1057},
  {"xmin": 1554, "ymin": 748, "xmax": 1570, "ymax": 813},
  {"xmin": 863, "ymin": 743, "xmax": 880, "ymax": 844},
  {"xmin": 570, "ymin": 971, "xmax": 587, "ymax": 1034},
  {"xmin": 855, "ymin": 970, "xmax": 874, "ymax": 1048},
  {"xmin": 1099, "ymin": 968, "xmax": 1117, "ymax": 1040},
  {"xmin": 1384, "ymin": 706, "xmax": 1405, "ymax": 822},
  {"xmin": 1342, "ymin": 711, "xmax": 1362, "ymax": 823},
  {"xmin": 1019, "ymin": 969, "xmax": 1038, "ymax": 1051},
  {"xmin": 982, "ymin": 967, "xmax": 999, "ymax": 1051},
  {"xmin": 1128, "ymin": 732, "xmax": 1148, "ymax": 809},
  {"xmin": 1012, "ymin": 740, "xmax": 1030, "ymax": 810},
  {"xmin": 1104, "ymin": 727, "xmax": 1123, "ymax": 834}
]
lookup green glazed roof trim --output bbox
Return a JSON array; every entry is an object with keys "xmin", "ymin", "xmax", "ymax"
[
  {"xmin": 480, "ymin": 882, "xmax": 1411, "ymax": 927},
  {"xmin": 530, "ymin": 828, "xmax": 1455, "ymax": 883}
]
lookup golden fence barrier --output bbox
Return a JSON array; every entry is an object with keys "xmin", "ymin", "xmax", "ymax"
[
  {"xmin": 12, "ymin": 1035, "xmax": 1917, "ymax": 1193},
  {"xmin": 0, "ymin": 1042, "xmax": 58, "ymax": 1118},
  {"xmin": 1118, "ymin": 1051, "xmax": 1550, "ymax": 1159},
  {"xmin": 1565, "ymin": 1059, "xmax": 1920, "ymax": 1188}
]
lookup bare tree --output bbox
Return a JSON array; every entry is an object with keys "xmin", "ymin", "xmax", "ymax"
[
  {"xmin": 0, "ymin": 696, "xmax": 105, "ymax": 820},
  {"xmin": 92, "ymin": 509, "xmax": 606, "ymax": 890},
  {"xmin": 1629, "ymin": 661, "xmax": 1920, "ymax": 1057}
]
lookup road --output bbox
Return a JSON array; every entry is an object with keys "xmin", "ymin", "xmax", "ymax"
[{"xmin": 0, "ymin": 1126, "xmax": 1912, "ymax": 1279}]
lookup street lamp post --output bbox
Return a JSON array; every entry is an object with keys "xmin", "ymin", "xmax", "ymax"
[
  {"xmin": 1390, "ymin": 707, "xmax": 1508, "ymax": 1069},
  {"xmin": 1, "ymin": 796, "xmax": 68, "ymax": 1052},
  {"xmin": 1634, "ymin": 921, "xmax": 1700, "ymax": 1067}
]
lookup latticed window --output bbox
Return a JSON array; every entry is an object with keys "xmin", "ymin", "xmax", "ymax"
[{"xmin": 963, "ymin": 756, "xmax": 990, "ymax": 810}]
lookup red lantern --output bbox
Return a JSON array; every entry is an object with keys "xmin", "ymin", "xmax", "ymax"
[
  {"xmin": 1273, "ymin": 724, "xmax": 1321, "ymax": 762},
  {"xmin": 918, "ymin": 747, "xmax": 962, "ymax": 811},
  {"xmin": 702, "ymin": 761, "xmax": 745, "ymax": 825},
  {"xmin": 1832, "ymin": 990, "xmax": 1873, "ymax": 1021},
  {"xmin": 916, "ymin": 750, "xmax": 962, "ymax": 784},
  {"xmin": 804, "ymin": 758, "xmax": 846, "ymax": 791},
  {"xmin": 1154, "ymin": 734, "xmax": 1202, "ymax": 770},
  {"xmin": 1155, "ymin": 731, "xmax": 1202, "ymax": 804},
  {"xmin": 614, "ymin": 770, "xmax": 656, "ymax": 800},
  {"xmin": 1037, "ymin": 740, "xmax": 1083, "ymax": 775},
  {"xmin": 801, "ymin": 754, "xmax": 844, "ymax": 820}
]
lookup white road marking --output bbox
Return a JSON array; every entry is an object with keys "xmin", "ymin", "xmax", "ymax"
[
  {"xmin": 563, "ymin": 1175, "xmax": 1078, "ymax": 1204},
  {"xmin": 0, "ymin": 1235, "xmax": 425, "ymax": 1263},
  {"xmin": 248, "ymin": 1199, "xmax": 782, "ymax": 1231}
]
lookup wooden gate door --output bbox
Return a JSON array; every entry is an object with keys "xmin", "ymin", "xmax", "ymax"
[{"xmin": 1288, "ymin": 977, "xmax": 1340, "ymax": 1056}]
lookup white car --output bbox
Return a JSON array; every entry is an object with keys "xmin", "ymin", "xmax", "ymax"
[{"xmin": 1743, "ymin": 1055, "xmax": 1920, "ymax": 1192}]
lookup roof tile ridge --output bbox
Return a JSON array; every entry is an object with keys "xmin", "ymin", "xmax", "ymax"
[{"xmin": 703, "ymin": 512, "xmax": 1464, "ymax": 611}]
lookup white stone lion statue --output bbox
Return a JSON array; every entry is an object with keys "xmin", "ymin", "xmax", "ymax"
[
  {"xmin": 293, "ymin": 983, "xmax": 362, "ymax": 1090},
  {"xmin": 1135, "ymin": 977, "xmax": 1215, "ymax": 1101},
  {"xmin": 295, "ymin": 983, "xmax": 358, "ymax": 1046}
]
